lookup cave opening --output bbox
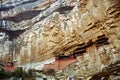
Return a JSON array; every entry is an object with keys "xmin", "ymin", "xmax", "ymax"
[{"xmin": 56, "ymin": 6, "xmax": 74, "ymax": 14}]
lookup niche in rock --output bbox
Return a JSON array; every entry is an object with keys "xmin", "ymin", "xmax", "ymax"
[
  {"xmin": 1, "ymin": 10, "xmax": 42, "ymax": 23},
  {"xmin": 0, "ymin": 27, "xmax": 25, "ymax": 41},
  {"xmin": 56, "ymin": 6, "xmax": 74, "ymax": 14}
]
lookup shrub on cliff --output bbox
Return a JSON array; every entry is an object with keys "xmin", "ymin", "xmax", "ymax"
[
  {"xmin": 0, "ymin": 68, "xmax": 12, "ymax": 79},
  {"xmin": 12, "ymin": 67, "xmax": 28, "ymax": 78},
  {"xmin": 43, "ymin": 69, "xmax": 55, "ymax": 76}
]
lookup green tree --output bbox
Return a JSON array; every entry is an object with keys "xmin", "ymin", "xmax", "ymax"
[
  {"xmin": 12, "ymin": 67, "xmax": 28, "ymax": 79},
  {"xmin": 0, "ymin": 68, "xmax": 12, "ymax": 79}
]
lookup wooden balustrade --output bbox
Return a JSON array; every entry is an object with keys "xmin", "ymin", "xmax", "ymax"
[
  {"xmin": 86, "ymin": 40, "xmax": 94, "ymax": 47},
  {"xmin": 95, "ymin": 35, "xmax": 109, "ymax": 47},
  {"xmin": 55, "ymin": 34, "xmax": 109, "ymax": 60}
]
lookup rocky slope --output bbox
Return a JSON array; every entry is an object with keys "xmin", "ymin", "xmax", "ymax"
[{"xmin": 0, "ymin": 0, "xmax": 120, "ymax": 79}]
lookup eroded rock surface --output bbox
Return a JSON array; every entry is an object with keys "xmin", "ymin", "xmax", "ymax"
[{"xmin": 0, "ymin": 0, "xmax": 120, "ymax": 79}]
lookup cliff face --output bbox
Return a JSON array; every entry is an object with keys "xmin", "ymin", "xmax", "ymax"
[{"xmin": 0, "ymin": 0, "xmax": 120, "ymax": 79}]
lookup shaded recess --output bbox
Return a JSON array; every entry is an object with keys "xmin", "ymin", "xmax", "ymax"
[
  {"xmin": 0, "ymin": 6, "xmax": 14, "ymax": 11},
  {"xmin": 0, "ymin": 27, "xmax": 25, "ymax": 40},
  {"xmin": 0, "ymin": 10, "xmax": 42, "ymax": 23},
  {"xmin": 56, "ymin": 54, "xmax": 72, "ymax": 60},
  {"xmin": 56, "ymin": 6, "xmax": 74, "ymax": 14},
  {"xmin": 0, "ymin": 62, "xmax": 5, "ymax": 67},
  {"xmin": 0, "ymin": 0, "xmax": 38, "ymax": 11}
]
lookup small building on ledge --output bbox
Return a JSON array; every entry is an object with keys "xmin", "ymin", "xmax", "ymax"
[
  {"xmin": 43, "ymin": 58, "xmax": 76, "ymax": 71},
  {"xmin": 4, "ymin": 62, "xmax": 15, "ymax": 72}
]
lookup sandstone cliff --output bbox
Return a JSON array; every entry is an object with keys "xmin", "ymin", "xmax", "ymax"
[{"xmin": 0, "ymin": 0, "xmax": 120, "ymax": 79}]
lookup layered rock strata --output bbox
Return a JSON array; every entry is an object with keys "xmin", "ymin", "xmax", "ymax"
[{"xmin": 0, "ymin": 0, "xmax": 120, "ymax": 79}]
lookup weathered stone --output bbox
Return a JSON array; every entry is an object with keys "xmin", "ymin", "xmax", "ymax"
[{"xmin": 0, "ymin": 0, "xmax": 120, "ymax": 79}]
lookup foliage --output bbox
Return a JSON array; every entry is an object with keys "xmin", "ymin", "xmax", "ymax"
[
  {"xmin": 0, "ymin": 67, "xmax": 43, "ymax": 79},
  {"xmin": 0, "ymin": 68, "xmax": 12, "ymax": 79},
  {"xmin": 12, "ymin": 67, "xmax": 28, "ymax": 78},
  {"xmin": 0, "ymin": 67, "xmax": 29, "ymax": 79},
  {"xmin": 43, "ymin": 69, "xmax": 55, "ymax": 76}
]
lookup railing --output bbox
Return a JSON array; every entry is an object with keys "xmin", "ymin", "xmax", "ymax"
[{"xmin": 56, "ymin": 34, "xmax": 109, "ymax": 60}]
